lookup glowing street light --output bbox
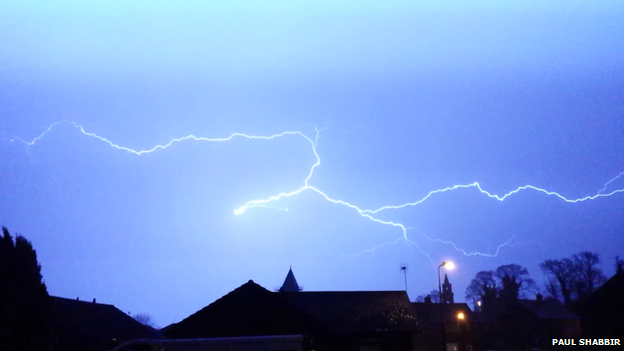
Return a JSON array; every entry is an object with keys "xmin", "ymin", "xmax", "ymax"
[
  {"xmin": 443, "ymin": 261, "xmax": 455, "ymax": 270},
  {"xmin": 457, "ymin": 312, "xmax": 466, "ymax": 333}
]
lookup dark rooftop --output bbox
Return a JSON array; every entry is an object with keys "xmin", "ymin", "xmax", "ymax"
[
  {"xmin": 163, "ymin": 280, "xmax": 324, "ymax": 339},
  {"xmin": 588, "ymin": 265, "xmax": 624, "ymax": 303},
  {"xmin": 50, "ymin": 296, "xmax": 160, "ymax": 349},
  {"xmin": 165, "ymin": 280, "xmax": 418, "ymax": 338},
  {"xmin": 411, "ymin": 302, "xmax": 473, "ymax": 324},
  {"xmin": 280, "ymin": 290, "xmax": 417, "ymax": 333},
  {"xmin": 516, "ymin": 299, "xmax": 579, "ymax": 320}
]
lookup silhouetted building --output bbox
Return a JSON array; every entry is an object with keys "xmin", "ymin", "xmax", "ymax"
[
  {"xmin": 163, "ymin": 280, "xmax": 321, "ymax": 340},
  {"xmin": 412, "ymin": 299, "xmax": 474, "ymax": 351},
  {"xmin": 412, "ymin": 275, "xmax": 474, "ymax": 351},
  {"xmin": 582, "ymin": 264, "xmax": 624, "ymax": 338},
  {"xmin": 498, "ymin": 274, "xmax": 520, "ymax": 305},
  {"xmin": 49, "ymin": 296, "xmax": 160, "ymax": 351},
  {"xmin": 476, "ymin": 293, "xmax": 580, "ymax": 350},
  {"xmin": 441, "ymin": 274, "xmax": 454, "ymax": 304},
  {"xmin": 164, "ymin": 270, "xmax": 419, "ymax": 351}
]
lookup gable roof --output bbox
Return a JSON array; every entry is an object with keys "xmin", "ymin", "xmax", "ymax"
[
  {"xmin": 50, "ymin": 296, "xmax": 159, "ymax": 347},
  {"xmin": 582, "ymin": 268, "xmax": 624, "ymax": 337},
  {"xmin": 165, "ymin": 281, "xmax": 418, "ymax": 338},
  {"xmin": 280, "ymin": 268, "xmax": 300, "ymax": 292},
  {"xmin": 588, "ymin": 266, "xmax": 624, "ymax": 304},
  {"xmin": 281, "ymin": 291, "xmax": 418, "ymax": 333},
  {"xmin": 164, "ymin": 280, "xmax": 325, "ymax": 339}
]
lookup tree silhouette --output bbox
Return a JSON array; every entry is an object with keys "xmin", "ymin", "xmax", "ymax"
[
  {"xmin": 428, "ymin": 289, "xmax": 440, "ymax": 303},
  {"xmin": 414, "ymin": 290, "xmax": 441, "ymax": 303},
  {"xmin": 540, "ymin": 251, "xmax": 607, "ymax": 305},
  {"xmin": 133, "ymin": 313, "xmax": 158, "ymax": 329},
  {"xmin": 0, "ymin": 227, "xmax": 51, "ymax": 351},
  {"xmin": 544, "ymin": 275, "xmax": 561, "ymax": 303},
  {"xmin": 465, "ymin": 264, "xmax": 535, "ymax": 309},
  {"xmin": 572, "ymin": 251, "xmax": 606, "ymax": 299},
  {"xmin": 0, "ymin": 228, "xmax": 16, "ymax": 349},
  {"xmin": 494, "ymin": 264, "xmax": 536, "ymax": 298},
  {"xmin": 616, "ymin": 255, "xmax": 624, "ymax": 271},
  {"xmin": 465, "ymin": 270, "xmax": 496, "ymax": 304},
  {"xmin": 540, "ymin": 258, "xmax": 577, "ymax": 306}
]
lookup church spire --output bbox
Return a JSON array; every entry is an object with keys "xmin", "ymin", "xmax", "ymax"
[
  {"xmin": 279, "ymin": 267, "xmax": 300, "ymax": 292},
  {"xmin": 442, "ymin": 273, "xmax": 454, "ymax": 304}
]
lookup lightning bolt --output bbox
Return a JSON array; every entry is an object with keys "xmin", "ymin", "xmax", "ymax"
[
  {"xmin": 4, "ymin": 120, "xmax": 624, "ymax": 261},
  {"xmin": 598, "ymin": 171, "xmax": 624, "ymax": 194},
  {"xmin": 360, "ymin": 182, "xmax": 624, "ymax": 215}
]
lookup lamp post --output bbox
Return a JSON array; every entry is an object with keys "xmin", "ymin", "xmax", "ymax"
[
  {"xmin": 457, "ymin": 312, "xmax": 465, "ymax": 332},
  {"xmin": 438, "ymin": 261, "xmax": 455, "ymax": 351},
  {"xmin": 456, "ymin": 312, "xmax": 466, "ymax": 351}
]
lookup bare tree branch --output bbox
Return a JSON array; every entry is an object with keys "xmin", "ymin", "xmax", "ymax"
[{"xmin": 133, "ymin": 313, "xmax": 157, "ymax": 329}]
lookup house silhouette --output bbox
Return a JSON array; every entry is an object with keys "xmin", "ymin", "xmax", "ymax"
[
  {"xmin": 49, "ymin": 296, "xmax": 159, "ymax": 351},
  {"xmin": 164, "ymin": 268, "xmax": 419, "ymax": 351},
  {"xmin": 582, "ymin": 264, "xmax": 624, "ymax": 338}
]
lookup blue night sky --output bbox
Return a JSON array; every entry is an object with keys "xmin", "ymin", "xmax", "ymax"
[{"xmin": 1, "ymin": 1, "xmax": 624, "ymax": 327}]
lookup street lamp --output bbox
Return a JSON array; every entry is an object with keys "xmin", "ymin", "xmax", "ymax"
[
  {"xmin": 457, "ymin": 312, "xmax": 465, "ymax": 332},
  {"xmin": 438, "ymin": 261, "xmax": 455, "ymax": 351}
]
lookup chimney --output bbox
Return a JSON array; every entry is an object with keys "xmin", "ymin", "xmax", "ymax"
[
  {"xmin": 536, "ymin": 293, "xmax": 543, "ymax": 302},
  {"xmin": 424, "ymin": 295, "xmax": 432, "ymax": 304}
]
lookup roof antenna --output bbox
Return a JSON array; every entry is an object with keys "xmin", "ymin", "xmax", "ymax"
[{"xmin": 400, "ymin": 263, "xmax": 408, "ymax": 292}]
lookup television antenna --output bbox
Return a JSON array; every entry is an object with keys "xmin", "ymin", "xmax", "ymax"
[{"xmin": 400, "ymin": 263, "xmax": 408, "ymax": 292}]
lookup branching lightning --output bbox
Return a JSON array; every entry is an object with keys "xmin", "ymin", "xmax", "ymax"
[
  {"xmin": 599, "ymin": 171, "xmax": 624, "ymax": 194},
  {"xmin": 4, "ymin": 120, "xmax": 624, "ymax": 261}
]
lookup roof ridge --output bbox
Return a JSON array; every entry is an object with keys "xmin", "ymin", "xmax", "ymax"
[
  {"xmin": 50, "ymin": 295, "xmax": 116, "ymax": 307},
  {"xmin": 175, "ymin": 280, "xmax": 271, "ymax": 324}
]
